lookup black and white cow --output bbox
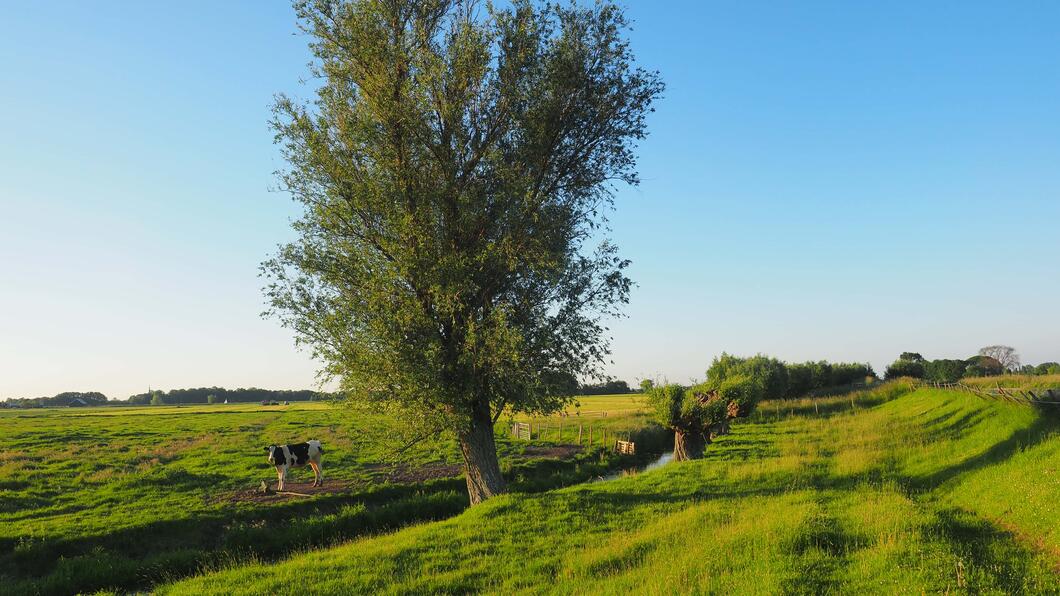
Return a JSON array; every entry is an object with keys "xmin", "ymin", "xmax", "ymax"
[{"xmin": 264, "ymin": 440, "xmax": 323, "ymax": 490}]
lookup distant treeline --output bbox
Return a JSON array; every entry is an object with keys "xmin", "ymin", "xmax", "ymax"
[
  {"xmin": 1, "ymin": 387, "xmax": 331, "ymax": 408},
  {"xmin": 884, "ymin": 349, "xmax": 1059, "ymax": 382},
  {"xmin": 127, "ymin": 387, "xmax": 328, "ymax": 405},
  {"xmin": 717, "ymin": 355, "xmax": 875, "ymax": 400},
  {"xmin": 0, "ymin": 391, "xmax": 109, "ymax": 408},
  {"xmin": 579, "ymin": 380, "xmax": 634, "ymax": 395}
]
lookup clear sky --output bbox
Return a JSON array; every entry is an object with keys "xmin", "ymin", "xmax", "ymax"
[{"xmin": 2, "ymin": 1, "xmax": 1058, "ymax": 400}]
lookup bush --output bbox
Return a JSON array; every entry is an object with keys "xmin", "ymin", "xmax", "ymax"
[
  {"xmin": 885, "ymin": 359, "xmax": 925, "ymax": 380},
  {"xmin": 715, "ymin": 374, "xmax": 764, "ymax": 417},
  {"xmin": 706, "ymin": 353, "xmax": 787, "ymax": 401},
  {"xmin": 965, "ymin": 355, "xmax": 1002, "ymax": 377},
  {"xmin": 1035, "ymin": 362, "xmax": 1060, "ymax": 376},
  {"xmin": 923, "ymin": 359, "xmax": 967, "ymax": 383}
]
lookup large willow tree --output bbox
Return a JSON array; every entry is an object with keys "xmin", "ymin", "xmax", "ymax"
[{"xmin": 264, "ymin": 0, "xmax": 662, "ymax": 504}]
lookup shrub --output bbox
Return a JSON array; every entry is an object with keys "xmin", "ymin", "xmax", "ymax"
[
  {"xmin": 965, "ymin": 355, "xmax": 1002, "ymax": 377},
  {"xmin": 923, "ymin": 359, "xmax": 967, "ymax": 383},
  {"xmin": 706, "ymin": 353, "xmax": 787, "ymax": 401},
  {"xmin": 885, "ymin": 359, "xmax": 925, "ymax": 380}
]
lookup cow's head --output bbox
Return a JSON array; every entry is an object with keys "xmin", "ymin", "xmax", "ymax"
[{"xmin": 264, "ymin": 445, "xmax": 278, "ymax": 465}]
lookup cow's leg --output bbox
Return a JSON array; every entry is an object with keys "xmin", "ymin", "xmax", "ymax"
[
  {"xmin": 278, "ymin": 466, "xmax": 288, "ymax": 491},
  {"xmin": 310, "ymin": 461, "xmax": 322, "ymax": 486},
  {"xmin": 275, "ymin": 466, "xmax": 284, "ymax": 491}
]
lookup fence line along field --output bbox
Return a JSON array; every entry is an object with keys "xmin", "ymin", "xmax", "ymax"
[{"xmin": 0, "ymin": 394, "xmax": 663, "ymax": 596}]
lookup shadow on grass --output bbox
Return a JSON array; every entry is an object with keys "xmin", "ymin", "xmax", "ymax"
[
  {"xmin": 927, "ymin": 507, "xmax": 1052, "ymax": 593},
  {"xmin": 0, "ymin": 448, "xmax": 655, "ymax": 596},
  {"xmin": 912, "ymin": 415, "xmax": 1058, "ymax": 491}
]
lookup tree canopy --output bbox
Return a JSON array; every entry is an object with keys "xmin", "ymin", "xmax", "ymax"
[{"xmin": 264, "ymin": 0, "xmax": 662, "ymax": 504}]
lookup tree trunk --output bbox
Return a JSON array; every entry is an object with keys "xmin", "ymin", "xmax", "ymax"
[
  {"xmin": 458, "ymin": 401, "xmax": 506, "ymax": 505},
  {"xmin": 673, "ymin": 430, "xmax": 707, "ymax": 461}
]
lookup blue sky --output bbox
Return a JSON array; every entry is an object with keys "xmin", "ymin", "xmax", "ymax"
[{"xmin": 2, "ymin": 1, "xmax": 1058, "ymax": 399}]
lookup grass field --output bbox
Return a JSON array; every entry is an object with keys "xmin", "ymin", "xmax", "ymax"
[
  {"xmin": 159, "ymin": 382, "xmax": 1060, "ymax": 594},
  {"xmin": 0, "ymin": 395, "xmax": 659, "ymax": 595}
]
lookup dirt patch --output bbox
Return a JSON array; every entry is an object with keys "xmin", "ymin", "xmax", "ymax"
[
  {"xmin": 223, "ymin": 463, "xmax": 464, "ymax": 505},
  {"xmin": 225, "ymin": 479, "xmax": 363, "ymax": 504}
]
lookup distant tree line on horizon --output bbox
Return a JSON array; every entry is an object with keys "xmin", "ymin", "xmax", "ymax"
[
  {"xmin": 0, "ymin": 391, "xmax": 110, "ymax": 409},
  {"xmin": 127, "ymin": 387, "xmax": 327, "ymax": 405},
  {"xmin": 884, "ymin": 346, "xmax": 1059, "ymax": 382},
  {"xmin": 1, "ymin": 388, "xmax": 329, "ymax": 408}
]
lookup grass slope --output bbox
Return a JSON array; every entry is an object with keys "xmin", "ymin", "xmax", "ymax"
[
  {"xmin": 162, "ymin": 384, "xmax": 1060, "ymax": 595},
  {"xmin": 0, "ymin": 395, "xmax": 656, "ymax": 595}
]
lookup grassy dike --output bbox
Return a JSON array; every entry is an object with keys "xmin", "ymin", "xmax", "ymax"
[{"xmin": 159, "ymin": 383, "xmax": 1060, "ymax": 594}]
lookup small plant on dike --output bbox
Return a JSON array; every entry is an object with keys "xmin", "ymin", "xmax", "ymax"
[{"xmin": 646, "ymin": 375, "xmax": 763, "ymax": 461}]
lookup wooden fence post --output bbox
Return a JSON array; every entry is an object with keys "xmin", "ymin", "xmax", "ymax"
[{"xmin": 578, "ymin": 424, "xmax": 583, "ymax": 445}]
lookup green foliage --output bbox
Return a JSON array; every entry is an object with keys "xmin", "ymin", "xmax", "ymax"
[
  {"xmin": 965, "ymin": 355, "xmax": 1003, "ymax": 377},
  {"xmin": 706, "ymin": 353, "xmax": 787, "ymax": 400},
  {"xmin": 149, "ymin": 392, "xmax": 164, "ymax": 406},
  {"xmin": 922, "ymin": 359, "xmax": 967, "ymax": 382},
  {"xmin": 648, "ymin": 374, "xmax": 763, "ymax": 437},
  {"xmin": 702, "ymin": 355, "xmax": 872, "ymax": 400},
  {"xmin": 1, "ymin": 391, "xmax": 108, "ymax": 408},
  {"xmin": 638, "ymin": 379, "xmax": 654, "ymax": 393},
  {"xmin": 580, "ymin": 380, "xmax": 634, "ymax": 395},
  {"xmin": 646, "ymin": 383, "xmax": 685, "ymax": 430},
  {"xmin": 884, "ymin": 358, "xmax": 925, "ymax": 380},
  {"xmin": 206, "ymin": 394, "xmax": 219, "ymax": 404},
  {"xmin": 714, "ymin": 374, "xmax": 763, "ymax": 417},
  {"xmin": 263, "ymin": 0, "xmax": 662, "ymax": 502},
  {"xmin": 899, "ymin": 352, "xmax": 925, "ymax": 362},
  {"xmin": 129, "ymin": 387, "xmax": 322, "ymax": 405},
  {"xmin": 1036, "ymin": 362, "xmax": 1060, "ymax": 375}
]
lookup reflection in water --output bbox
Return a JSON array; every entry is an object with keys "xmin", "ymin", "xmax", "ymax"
[{"xmin": 597, "ymin": 451, "xmax": 673, "ymax": 482}]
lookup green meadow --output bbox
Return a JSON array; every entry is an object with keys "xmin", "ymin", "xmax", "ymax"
[
  {"xmin": 0, "ymin": 395, "xmax": 658, "ymax": 595},
  {"xmin": 157, "ymin": 383, "xmax": 1060, "ymax": 594}
]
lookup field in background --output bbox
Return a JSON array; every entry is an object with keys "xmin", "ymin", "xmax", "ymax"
[
  {"xmin": 0, "ymin": 394, "xmax": 658, "ymax": 595},
  {"xmin": 162, "ymin": 382, "xmax": 1060, "ymax": 594}
]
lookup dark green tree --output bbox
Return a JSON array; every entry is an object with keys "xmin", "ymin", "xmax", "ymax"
[
  {"xmin": 923, "ymin": 359, "xmax": 967, "ymax": 383},
  {"xmin": 264, "ymin": 0, "xmax": 662, "ymax": 504},
  {"xmin": 965, "ymin": 355, "xmax": 1003, "ymax": 377},
  {"xmin": 885, "ymin": 358, "xmax": 925, "ymax": 380}
]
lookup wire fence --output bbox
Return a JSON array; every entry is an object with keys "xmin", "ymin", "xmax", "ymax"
[{"xmin": 917, "ymin": 380, "xmax": 1060, "ymax": 407}]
